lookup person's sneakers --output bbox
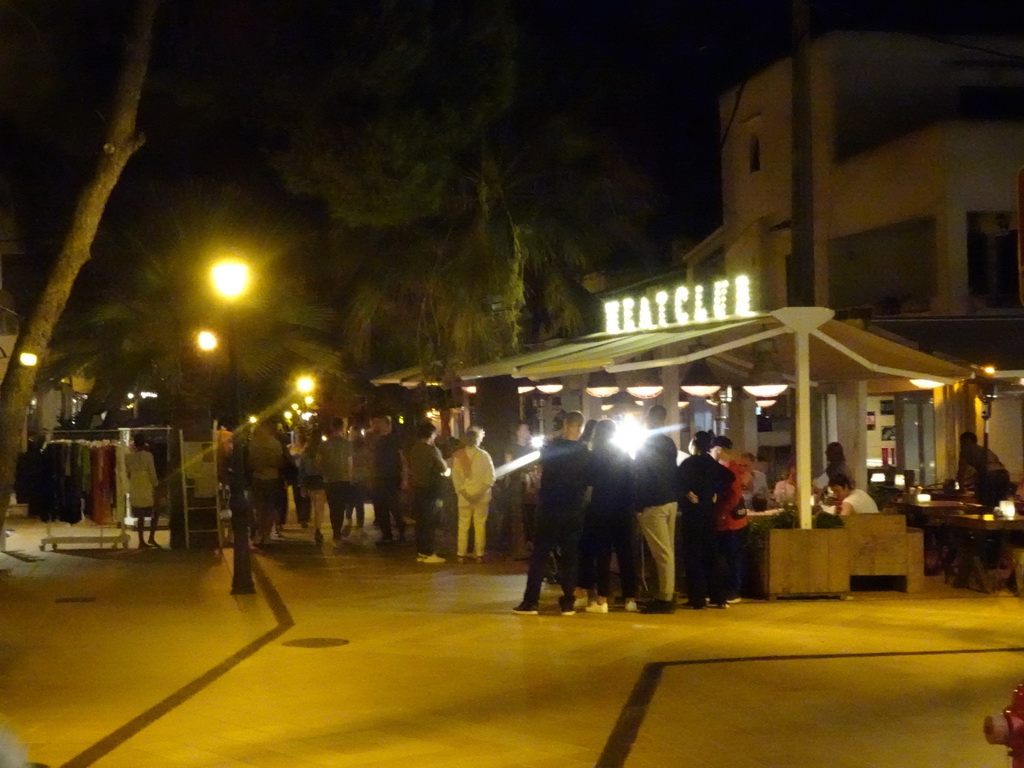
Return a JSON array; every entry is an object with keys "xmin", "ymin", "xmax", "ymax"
[
  {"xmin": 419, "ymin": 554, "xmax": 446, "ymax": 564},
  {"xmin": 512, "ymin": 602, "xmax": 539, "ymax": 615},
  {"xmin": 640, "ymin": 599, "xmax": 676, "ymax": 614},
  {"xmin": 573, "ymin": 595, "xmax": 590, "ymax": 611},
  {"xmin": 726, "ymin": 596, "xmax": 742, "ymax": 604},
  {"xmin": 712, "ymin": 602, "xmax": 730, "ymax": 609},
  {"xmin": 585, "ymin": 601, "xmax": 609, "ymax": 614},
  {"xmin": 624, "ymin": 599, "xmax": 639, "ymax": 613},
  {"xmin": 559, "ymin": 596, "xmax": 577, "ymax": 616}
]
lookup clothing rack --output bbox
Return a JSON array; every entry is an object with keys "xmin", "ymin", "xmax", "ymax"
[
  {"xmin": 35, "ymin": 427, "xmax": 169, "ymax": 551},
  {"xmin": 37, "ymin": 431, "xmax": 130, "ymax": 551}
]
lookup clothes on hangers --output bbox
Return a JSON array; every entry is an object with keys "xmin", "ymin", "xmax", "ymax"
[{"xmin": 35, "ymin": 440, "xmax": 123, "ymax": 524}]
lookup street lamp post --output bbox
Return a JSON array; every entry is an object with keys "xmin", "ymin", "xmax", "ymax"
[{"xmin": 211, "ymin": 259, "xmax": 256, "ymax": 595}]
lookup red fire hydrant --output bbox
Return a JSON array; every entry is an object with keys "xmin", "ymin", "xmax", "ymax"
[{"xmin": 985, "ymin": 681, "xmax": 1024, "ymax": 766}]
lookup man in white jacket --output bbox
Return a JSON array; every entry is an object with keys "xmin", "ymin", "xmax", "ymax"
[{"xmin": 452, "ymin": 427, "xmax": 496, "ymax": 563}]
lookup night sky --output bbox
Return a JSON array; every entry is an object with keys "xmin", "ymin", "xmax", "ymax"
[{"xmin": 2, "ymin": 0, "xmax": 1024, "ymax": 403}]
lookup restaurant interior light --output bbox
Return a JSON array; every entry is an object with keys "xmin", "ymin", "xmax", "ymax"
[
  {"xmin": 535, "ymin": 380, "xmax": 563, "ymax": 395},
  {"xmin": 625, "ymin": 369, "xmax": 664, "ymax": 399},
  {"xmin": 869, "ymin": 472, "xmax": 886, "ymax": 483},
  {"xmin": 999, "ymin": 499, "xmax": 1016, "ymax": 519},
  {"xmin": 461, "ymin": 384, "xmax": 478, "ymax": 395},
  {"xmin": 755, "ymin": 399, "xmax": 777, "ymax": 408},
  {"xmin": 517, "ymin": 381, "xmax": 536, "ymax": 395},
  {"xmin": 742, "ymin": 340, "xmax": 788, "ymax": 398},
  {"xmin": 909, "ymin": 379, "xmax": 943, "ymax": 389},
  {"xmin": 680, "ymin": 352, "xmax": 720, "ymax": 398},
  {"xmin": 984, "ymin": 366, "xmax": 996, "ymax": 375},
  {"xmin": 585, "ymin": 370, "xmax": 620, "ymax": 399}
]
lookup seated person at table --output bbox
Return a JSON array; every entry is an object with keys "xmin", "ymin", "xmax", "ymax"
[
  {"xmin": 773, "ymin": 463, "xmax": 797, "ymax": 505},
  {"xmin": 737, "ymin": 452, "xmax": 769, "ymax": 510},
  {"xmin": 958, "ymin": 431, "xmax": 1012, "ymax": 508},
  {"xmin": 827, "ymin": 474, "xmax": 878, "ymax": 515}
]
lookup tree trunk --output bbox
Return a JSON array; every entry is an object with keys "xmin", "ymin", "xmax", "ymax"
[{"xmin": 0, "ymin": 0, "xmax": 160, "ymax": 542}]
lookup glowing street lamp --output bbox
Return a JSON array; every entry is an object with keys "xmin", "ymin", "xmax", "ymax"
[
  {"xmin": 211, "ymin": 259, "xmax": 250, "ymax": 301},
  {"xmin": 18, "ymin": 352, "xmax": 38, "ymax": 367},
  {"xmin": 210, "ymin": 258, "xmax": 254, "ymax": 596},
  {"xmin": 296, "ymin": 375, "xmax": 315, "ymax": 395},
  {"xmin": 196, "ymin": 330, "xmax": 218, "ymax": 351}
]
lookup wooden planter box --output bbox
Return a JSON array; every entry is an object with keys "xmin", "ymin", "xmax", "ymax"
[{"xmin": 756, "ymin": 528, "xmax": 850, "ymax": 598}]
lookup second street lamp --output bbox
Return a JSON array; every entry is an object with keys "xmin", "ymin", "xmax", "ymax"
[{"xmin": 211, "ymin": 258, "xmax": 255, "ymax": 596}]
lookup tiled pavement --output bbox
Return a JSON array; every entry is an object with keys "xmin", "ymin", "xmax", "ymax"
[{"xmin": 2, "ymin": 510, "xmax": 1023, "ymax": 767}]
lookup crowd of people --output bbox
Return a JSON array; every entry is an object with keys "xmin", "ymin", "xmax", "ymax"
[
  {"xmin": 223, "ymin": 415, "xmax": 501, "ymax": 564},
  {"xmin": 200, "ymin": 407, "xmax": 886, "ymax": 615}
]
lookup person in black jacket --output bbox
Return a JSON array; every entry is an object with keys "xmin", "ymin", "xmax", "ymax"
[
  {"xmin": 634, "ymin": 405, "xmax": 680, "ymax": 614},
  {"xmin": 575, "ymin": 419, "xmax": 637, "ymax": 613},
  {"xmin": 513, "ymin": 411, "xmax": 591, "ymax": 616},
  {"xmin": 678, "ymin": 431, "xmax": 734, "ymax": 609}
]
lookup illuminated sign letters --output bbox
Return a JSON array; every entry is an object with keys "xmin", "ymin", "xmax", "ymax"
[{"xmin": 604, "ymin": 275, "xmax": 754, "ymax": 334}]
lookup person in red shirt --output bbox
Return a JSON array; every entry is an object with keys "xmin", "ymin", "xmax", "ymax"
[{"xmin": 711, "ymin": 435, "xmax": 747, "ymax": 604}]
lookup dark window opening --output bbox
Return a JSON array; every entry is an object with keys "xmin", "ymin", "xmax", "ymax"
[
  {"xmin": 959, "ymin": 86, "xmax": 1024, "ymax": 119},
  {"xmin": 749, "ymin": 135, "xmax": 761, "ymax": 173},
  {"xmin": 967, "ymin": 212, "xmax": 1018, "ymax": 305}
]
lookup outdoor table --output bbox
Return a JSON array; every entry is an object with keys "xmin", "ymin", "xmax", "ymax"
[{"xmin": 903, "ymin": 507, "xmax": 1024, "ymax": 593}]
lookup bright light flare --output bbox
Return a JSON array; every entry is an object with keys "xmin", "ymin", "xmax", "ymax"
[
  {"xmin": 495, "ymin": 450, "xmax": 540, "ymax": 480},
  {"xmin": 530, "ymin": 435, "xmax": 544, "ymax": 449},
  {"xmin": 211, "ymin": 260, "xmax": 249, "ymax": 300},
  {"xmin": 613, "ymin": 414, "xmax": 647, "ymax": 458},
  {"xmin": 196, "ymin": 330, "xmax": 218, "ymax": 351},
  {"xmin": 296, "ymin": 376, "xmax": 315, "ymax": 394},
  {"xmin": 18, "ymin": 352, "xmax": 38, "ymax": 367}
]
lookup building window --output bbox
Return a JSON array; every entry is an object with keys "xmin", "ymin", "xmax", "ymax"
[
  {"xmin": 959, "ymin": 86, "xmax": 1024, "ymax": 120},
  {"xmin": 748, "ymin": 134, "xmax": 761, "ymax": 173},
  {"xmin": 967, "ymin": 212, "xmax": 1019, "ymax": 305}
]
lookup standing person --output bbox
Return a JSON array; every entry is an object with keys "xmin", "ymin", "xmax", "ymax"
[
  {"xmin": 369, "ymin": 415, "xmax": 406, "ymax": 544},
  {"xmin": 513, "ymin": 411, "xmax": 591, "ymax": 616},
  {"xmin": 580, "ymin": 419, "xmax": 599, "ymax": 449},
  {"xmin": 274, "ymin": 423, "xmax": 290, "ymax": 536},
  {"xmin": 576, "ymin": 419, "xmax": 638, "ymax": 613},
  {"xmin": 710, "ymin": 435, "xmax": 747, "ymax": 604},
  {"xmin": 452, "ymin": 426, "xmax": 496, "ymax": 563},
  {"xmin": 408, "ymin": 422, "xmax": 448, "ymax": 563},
  {"xmin": 678, "ymin": 431, "xmax": 731, "ymax": 609},
  {"xmin": 247, "ymin": 420, "xmax": 288, "ymax": 547},
  {"xmin": 504, "ymin": 422, "xmax": 538, "ymax": 558},
  {"xmin": 958, "ymin": 431, "xmax": 1012, "ymax": 507},
  {"xmin": 814, "ymin": 441, "xmax": 851, "ymax": 491},
  {"xmin": 126, "ymin": 434, "xmax": 159, "ymax": 549},
  {"xmin": 347, "ymin": 426, "xmax": 369, "ymax": 538},
  {"xmin": 287, "ymin": 431, "xmax": 311, "ymax": 528},
  {"xmin": 300, "ymin": 428, "xmax": 327, "ymax": 545},
  {"xmin": 634, "ymin": 405, "xmax": 680, "ymax": 614},
  {"xmin": 321, "ymin": 417, "xmax": 354, "ymax": 544}
]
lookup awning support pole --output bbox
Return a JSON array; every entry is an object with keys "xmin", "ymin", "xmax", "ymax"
[
  {"xmin": 773, "ymin": 307, "xmax": 834, "ymax": 529},
  {"xmin": 795, "ymin": 326, "xmax": 813, "ymax": 529}
]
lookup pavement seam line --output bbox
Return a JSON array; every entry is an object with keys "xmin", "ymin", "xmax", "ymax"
[
  {"xmin": 59, "ymin": 556, "xmax": 294, "ymax": 768},
  {"xmin": 595, "ymin": 645, "xmax": 1024, "ymax": 768}
]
